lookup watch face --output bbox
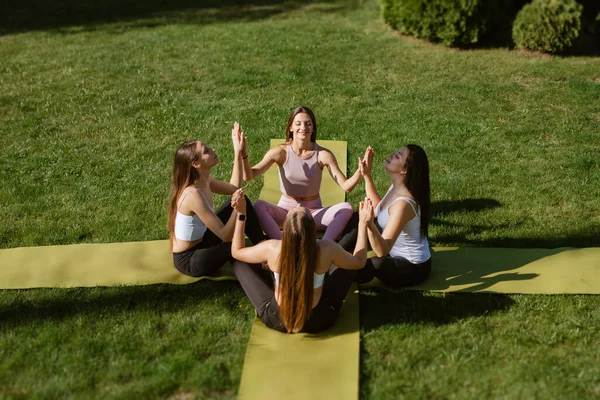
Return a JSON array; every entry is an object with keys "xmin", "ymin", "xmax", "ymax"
[{"xmin": 238, "ymin": 214, "xmax": 246, "ymax": 221}]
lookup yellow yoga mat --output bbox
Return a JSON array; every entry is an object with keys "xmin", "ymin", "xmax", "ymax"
[
  {"xmin": 238, "ymin": 285, "xmax": 360, "ymax": 400},
  {"xmin": 0, "ymin": 240, "xmax": 234, "ymax": 290},
  {"xmin": 3, "ymin": 242, "xmax": 599, "ymax": 294},
  {"xmin": 417, "ymin": 246, "xmax": 600, "ymax": 294},
  {"xmin": 360, "ymin": 247, "xmax": 600, "ymax": 294},
  {"xmin": 238, "ymin": 139, "xmax": 358, "ymax": 400}
]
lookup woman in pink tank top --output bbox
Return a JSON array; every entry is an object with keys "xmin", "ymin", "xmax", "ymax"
[{"xmin": 241, "ymin": 106, "xmax": 368, "ymax": 243}]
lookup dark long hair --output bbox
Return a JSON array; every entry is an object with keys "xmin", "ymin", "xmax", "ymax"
[
  {"xmin": 285, "ymin": 106, "xmax": 317, "ymax": 143},
  {"xmin": 277, "ymin": 209, "xmax": 320, "ymax": 333},
  {"xmin": 405, "ymin": 144, "xmax": 430, "ymax": 238},
  {"xmin": 168, "ymin": 140, "xmax": 200, "ymax": 249}
]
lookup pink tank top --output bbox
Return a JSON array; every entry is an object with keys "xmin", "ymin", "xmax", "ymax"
[{"xmin": 278, "ymin": 144, "xmax": 322, "ymax": 197}]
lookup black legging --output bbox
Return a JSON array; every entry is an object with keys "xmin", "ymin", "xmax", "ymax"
[
  {"xmin": 357, "ymin": 255, "xmax": 431, "ymax": 288},
  {"xmin": 233, "ymin": 260, "xmax": 357, "ymax": 333},
  {"xmin": 173, "ymin": 196, "xmax": 266, "ymax": 277},
  {"xmin": 344, "ymin": 215, "xmax": 431, "ymax": 288}
]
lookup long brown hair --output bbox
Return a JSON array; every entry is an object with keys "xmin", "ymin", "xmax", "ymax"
[
  {"xmin": 168, "ymin": 140, "xmax": 200, "ymax": 249},
  {"xmin": 285, "ymin": 106, "xmax": 317, "ymax": 143},
  {"xmin": 277, "ymin": 208, "xmax": 320, "ymax": 333},
  {"xmin": 405, "ymin": 144, "xmax": 430, "ymax": 238}
]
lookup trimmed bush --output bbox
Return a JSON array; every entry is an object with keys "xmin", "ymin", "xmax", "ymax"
[
  {"xmin": 381, "ymin": 0, "xmax": 511, "ymax": 47},
  {"xmin": 512, "ymin": 0, "xmax": 583, "ymax": 53}
]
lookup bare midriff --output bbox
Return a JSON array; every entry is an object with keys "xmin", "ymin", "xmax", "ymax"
[{"xmin": 281, "ymin": 193, "xmax": 320, "ymax": 201}]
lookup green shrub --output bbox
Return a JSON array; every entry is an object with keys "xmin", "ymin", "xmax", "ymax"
[
  {"xmin": 381, "ymin": 0, "xmax": 511, "ymax": 46},
  {"xmin": 512, "ymin": 0, "xmax": 583, "ymax": 53}
]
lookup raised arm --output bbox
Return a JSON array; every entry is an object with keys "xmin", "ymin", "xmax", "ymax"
[
  {"xmin": 186, "ymin": 189, "xmax": 243, "ymax": 242},
  {"xmin": 360, "ymin": 146, "xmax": 381, "ymax": 207},
  {"xmin": 231, "ymin": 191, "xmax": 275, "ymax": 263},
  {"xmin": 328, "ymin": 199, "xmax": 372, "ymax": 270},
  {"xmin": 319, "ymin": 148, "xmax": 362, "ymax": 193},
  {"xmin": 367, "ymin": 199, "xmax": 415, "ymax": 257},
  {"xmin": 209, "ymin": 123, "xmax": 247, "ymax": 195},
  {"xmin": 230, "ymin": 122, "xmax": 244, "ymax": 188},
  {"xmin": 242, "ymin": 146, "xmax": 285, "ymax": 182}
]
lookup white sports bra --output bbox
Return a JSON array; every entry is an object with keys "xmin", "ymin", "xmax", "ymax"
[
  {"xmin": 273, "ymin": 271, "xmax": 326, "ymax": 289},
  {"xmin": 174, "ymin": 189, "xmax": 212, "ymax": 241}
]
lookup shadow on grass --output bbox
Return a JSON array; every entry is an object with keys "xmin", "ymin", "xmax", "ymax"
[
  {"xmin": 358, "ymin": 290, "xmax": 515, "ymax": 399},
  {"xmin": 0, "ymin": 280, "xmax": 249, "ymax": 329},
  {"xmin": 433, "ymin": 227, "xmax": 600, "ymax": 249},
  {"xmin": 0, "ymin": 0, "xmax": 355, "ymax": 36},
  {"xmin": 431, "ymin": 198, "xmax": 501, "ymax": 218},
  {"xmin": 359, "ymin": 289, "xmax": 514, "ymax": 331},
  {"xmin": 430, "ymin": 197, "xmax": 600, "ymax": 248}
]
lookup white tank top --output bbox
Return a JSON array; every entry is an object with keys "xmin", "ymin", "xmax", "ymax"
[
  {"xmin": 174, "ymin": 189, "xmax": 211, "ymax": 241},
  {"xmin": 376, "ymin": 190, "xmax": 431, "ymax": 264},
  {"xmin": 273, "ymin": 271, "xmax": 325, "ymax": 289}
]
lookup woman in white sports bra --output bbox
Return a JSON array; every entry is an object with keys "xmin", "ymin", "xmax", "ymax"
[
  {"xmin": 168, "ymin": 123, "xmax": 266, "ymax": 277},
  {"xmin": 357, "ymin": 144, "xmax": 432, "ymax": 288},
  {"xmin": 230, "ymin": 198, "xmax": 373, "ymax": 334}
]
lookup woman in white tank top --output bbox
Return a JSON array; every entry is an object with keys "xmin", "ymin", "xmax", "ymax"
[
  {"xmin": 356, "ymin": 144, "xmax": 432, "ymax": 288},
  {"xmin": 168, "ymin": 123, "xmax": 266, "ymax": 277}
]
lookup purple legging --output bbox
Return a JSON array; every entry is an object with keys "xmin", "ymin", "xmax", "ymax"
[{"xmin": 254, "ymin": 195, "xmax": 354, "ymax": 240}]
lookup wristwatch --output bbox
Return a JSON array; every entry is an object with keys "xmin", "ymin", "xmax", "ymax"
[{"xmin": 238, "ymin": 214, "xmax": 246, "ymax": 221}]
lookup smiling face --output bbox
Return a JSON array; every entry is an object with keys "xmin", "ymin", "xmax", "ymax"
[
  {"xmin": 383, "ymin": 147, "xmax": 409, "ymax": 174},
  {"xmin": 193, "ymin": 141, "xmax": 219, "ymax": 169},
  {"xmin": 289, "ymin": 113, "xmax": 314, "ymax": 142}
]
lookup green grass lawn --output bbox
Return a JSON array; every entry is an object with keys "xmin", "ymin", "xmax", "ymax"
[{"xmin": 1, "ymin": 0, "xmax": 600, "ymax": 398}]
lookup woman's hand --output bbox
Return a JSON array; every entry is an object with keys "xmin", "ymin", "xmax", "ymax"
[
  {"xmin": 241, "ymin": 131, "xmax": 247, "ymax": 156},
  {"xmin": 231, "ymin": 188, "xmax": 247, "ymax": 215},
  {"xmin": 232, "ymin": 122, "xmax": 245, "ymax": 155},
  {"xmin": 359, "ymin": 197, "xmax": 374, "ymax": 225},
  {"xmin": 359, "ymin": 146, "xmax": 373, "ymax": 177}
]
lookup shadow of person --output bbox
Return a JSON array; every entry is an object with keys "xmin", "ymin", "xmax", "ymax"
[
  {"xmin": 412, "ymin": 247, "xmax": 556, "ymax": 292},
  {"xmin": 359, "ymin": 289, "xmax": 514, "ymax": 332},
  {"xmin": 0, "ymin": 280, "xmax": 249, "ymax": 329},
  {"xmin": 431, "ymin": 198, "xmax": 501, "ymax": 219}
]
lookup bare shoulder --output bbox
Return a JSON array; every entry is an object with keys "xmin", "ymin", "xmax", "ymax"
[
  {"xmin": 267, "ymin": 146, "xmax": 287, "ymax": 163},
  {"xmin": 264, "ymin": 239, "xmax": 281, "ymax": 250},
  {"xmin": 180, "ymin": 188, "xmax": 202, "ymax": 205},
  {"xmin": 388, "ymin": 198, "xmax": 416, "ymax": 219},
  {"xmin": 272, "ymin": 144, "xmax": 287, "ymax": 153},
  {"xmin": 257, "ymin": 239, "xmax": 281, "ymax": 258},
  {"xmin": 317, "ymin": 239, "xmax": 338, "ymax": 256},
  {"xmin": 317, "ymin": 146, "xmax": 337, "ymax": 165}
]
